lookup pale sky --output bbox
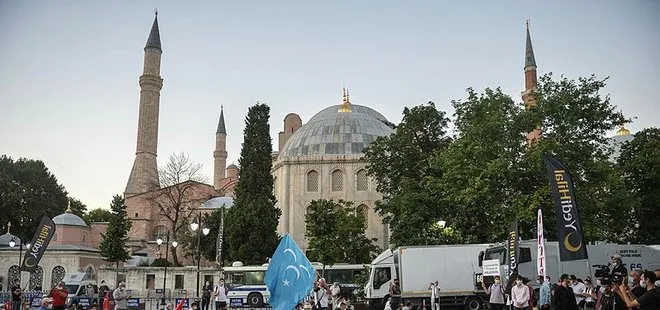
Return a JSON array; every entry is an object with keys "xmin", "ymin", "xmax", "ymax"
[{"xmin": 1, "ymin": 1, "xmax": 658, "ymax": 210}]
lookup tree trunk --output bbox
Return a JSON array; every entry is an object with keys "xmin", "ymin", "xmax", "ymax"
[
  {"xmin": 172, "ymin": 246, "xmax": 180, "ymax": 267},
  {"xmin": 115, "ymin": 261, "xmax": 119, "ymax": 287}
]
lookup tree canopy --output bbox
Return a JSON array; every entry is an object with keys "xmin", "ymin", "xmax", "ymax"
[
  {"xmin": 0, "ymin": 155, "xmax": 68, "ymax": 240},
  {"xmin": 226, "ymin": 103, "xmax": 281, "ymax": 264},
  {"xmin": 365, "ymin": 73, "xmax": 636, "ymax": 245},
  {"xmin": 305, "ymin": 199, "xmax": 380, "ymax": 265}
]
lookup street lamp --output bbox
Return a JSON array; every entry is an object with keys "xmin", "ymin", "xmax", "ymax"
[
  {"xmin": 157, "ymin": 233, "xmax": 178, "ymax": 306},
  {"xmin": 190, "ymin": 214, "xmax": 210, "ymax": 299},
  {"xmin": 437, "ymin": 220, "xmax": 447, "ymax": 228}
]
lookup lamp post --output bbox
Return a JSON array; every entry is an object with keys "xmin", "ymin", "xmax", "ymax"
[
  {"xmin": 190, "ymin": 213, "xmax": 210, "ymax": 299},
  {"xmin": 157, "ymin": 233, "xmax": 178, "ymax": 306}
]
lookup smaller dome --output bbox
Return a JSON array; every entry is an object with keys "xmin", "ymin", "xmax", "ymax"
[
  {"xmin": 616, "ymin": 126, "xmax": 631, "ymax": 136},
  {"xmin": 53, "ymin": 206, "xmax": 88, "ymax": 227},
  {"xmin": 0, "ymin": 233, "xmax": 20, "ymax": 248},
  {"xmin": 227, "ymin": 164, "xmax": 238, "ymax": 169}
]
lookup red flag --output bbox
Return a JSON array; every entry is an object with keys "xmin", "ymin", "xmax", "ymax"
[
  {"xmin": 103, "ymin": 292, "xmax": 110, "ymax": 310},
  {"xmin": 175, "ymin": 298, "xmax": 187, "ymax": 310}
]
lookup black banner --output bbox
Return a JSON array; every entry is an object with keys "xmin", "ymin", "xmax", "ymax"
[
  {"xmin": 505, "ymin": 221, "xmax": 520, "ymax": 294},
  {"xmin": 544, "ymin": 155, "xmax": 588, "ymax": 261},
  {"xmin": 20, "ymin": 216, "xmax": 56, "ymax": 272}
]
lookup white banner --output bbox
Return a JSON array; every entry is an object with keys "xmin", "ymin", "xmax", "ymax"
[
  {"xmin": 537, "ymin": 208, "xmax": 547, "ymax": 278},
  {"xmin": 482, "ymin": 259, "xmax": 501, "ymax": 276}
]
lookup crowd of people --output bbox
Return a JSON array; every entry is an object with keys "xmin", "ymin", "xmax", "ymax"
[{"xmin": 481, "ymin": 255, "xmax": 660, "ymax": 310}]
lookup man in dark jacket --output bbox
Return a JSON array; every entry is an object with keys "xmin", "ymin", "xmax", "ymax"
[{"xmin": 554, "ymin": 274, "xmax": 579, "ymax": 310}]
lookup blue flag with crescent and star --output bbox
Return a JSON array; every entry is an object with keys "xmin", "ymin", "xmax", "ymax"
[{"xmin": 265, "ymin": 233, "xmax": 316, "ymax": 310}]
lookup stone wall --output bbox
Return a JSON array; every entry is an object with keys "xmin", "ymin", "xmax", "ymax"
[{"xmin": 97, "ymin": 266, "xmax": 224, "ymax": 298}]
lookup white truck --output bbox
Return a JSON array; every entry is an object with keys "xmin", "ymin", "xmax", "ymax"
[
  {"xmin": 365, "ymin": 244, "xmax": 491, "ymax": 310},
  {"xmin": 478, "ymin": 239, "xmax": 660, "ymax": 286}
]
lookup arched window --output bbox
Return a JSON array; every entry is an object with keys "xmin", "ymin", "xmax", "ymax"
[
  {"xmin": 331, "ymin": 170, "xmax": 344, "ymax": 191},
  {"xmin": 81, "ymin": 233, "xmax": 87, "ymax": 243},
  {"xmin": 357, "ymin": 204, "xmax": 368, "ymax": 217},
  {"xmin": 152, "ymin": 226, "xmax": 169, "ymax": 241},
  {"xmin": 356, "ymin": 169, "xmax": 368, "ymax": 191},
  {"xmin": 29, "ymin": 266, "xmax": 44, "ymax": 290},
  {"xmin": 51, "ymin": 266, "xmax": 66, "ymax": 287},
  {"xmin": 7, "ymin": 265, "xmax": 20, "ymax": 287},
  {"xmin": 307, "ymin": 170, "xmax": 319, "ymax": 192}
]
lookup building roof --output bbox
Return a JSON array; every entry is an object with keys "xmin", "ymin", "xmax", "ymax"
[
  {"xmin": 53, "ymin": 204, "xmax": 88, "ymax": 227},
  {"xmin": 145, "ymin": 14, "xmax": 162, "ymax": 52},
  {"xmin": 0, "ymin": 233, "xmax": 20, "ymax": 248},
  {"xmin": 278, "ymin": 102, "xmax": 393, "ymax": 159}
]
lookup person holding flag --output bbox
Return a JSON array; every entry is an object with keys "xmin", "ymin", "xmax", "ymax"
[{"xmin": 265, "ymin": 234, "xmax": 316, "ymax": 310}]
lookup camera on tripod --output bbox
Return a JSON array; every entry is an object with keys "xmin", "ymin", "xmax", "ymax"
[{"xmin": 593, "ymin": 264, "xmax": 623, "ymax": 285}]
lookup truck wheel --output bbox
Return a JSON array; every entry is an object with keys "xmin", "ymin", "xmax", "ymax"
[
  {"xmin": 464, "ymin": 296, "xmax": 482, "ymax": 310},
  {"xmin": 248, "ymin": 293, "xmax": 264, "ymax": 307}
]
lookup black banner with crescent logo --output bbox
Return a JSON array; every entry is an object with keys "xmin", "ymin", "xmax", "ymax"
[
  {"xmin": 544, "ymin": 155, "xmax": 588, "ymax": 261},
  {"xmin": 20, "ymin": 216, "xmax": 56, "ymax": 272}
]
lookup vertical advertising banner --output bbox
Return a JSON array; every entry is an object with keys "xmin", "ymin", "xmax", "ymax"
[
  {"xmin": 537, "ymin": 208, "xmax": 547, "ymax": 278},
  {"xmin": 507, "ymin": 221, "xmax": 520, "ymax": 277},
  {"xmin": 216, "ymin": 208, "xmax": 225, "ymax": 266},
  {"xmin": 20, "ymin": 216, "xmax": 56, "ymax": 272},
  {"xmin": 544, "ymin": 155, "xmax": 589, "ymax": 261}
]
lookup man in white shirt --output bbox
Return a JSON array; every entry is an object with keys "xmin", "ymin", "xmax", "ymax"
[
  {"xmin": 213, "ymin": 279, "xmax": 228, "ymax": 310},
  {"xmin": 428, "ymin": 281, "xmax": 440, "ymax": 310},
  {"xmin": 569, "ymin": 275, "xmax": 586, "ymax": 308},
  {"xmin": 313, "ymin": 278, "xmax": 330, "ymax": 310},
  {"xmin": 510, "ymin": 276, "xmax": 530, "ymax": 310}
]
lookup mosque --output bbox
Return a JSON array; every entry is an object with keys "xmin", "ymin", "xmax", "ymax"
[{"xmin": 1, "ymin": 13, "xmax": 636, "ymax": 291}]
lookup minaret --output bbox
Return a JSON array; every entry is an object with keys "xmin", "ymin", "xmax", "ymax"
[
  {"xmin": 214, "ymin": 106, "xmax": 228, "ymax": 190},
  {"xmin": 522, "ymin": 20, "xmax": 541, "ymax": 142},
  {"xmin": 125, "ymin": 13, "xmax": 164, "ymax": 197}
]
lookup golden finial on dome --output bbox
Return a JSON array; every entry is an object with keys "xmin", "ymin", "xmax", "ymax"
[
  {"xmin": 616, "ymin": 125, "xmax": 631, "ymax": 137},
  {"xmin": 338, "ymin": 87, "xmax": 352, "ymax": 113},
  {"xmin": 66, "ymin": 200, "xmax": 73, "ymax": 213}
]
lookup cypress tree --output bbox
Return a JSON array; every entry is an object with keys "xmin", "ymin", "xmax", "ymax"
[
  {"xmin": 226, "ymin": 103, "xmax": 281, "ymax": 264},
  {"xmin": 99, "ymin": 195, "xmax": 132, "ymax": 283}
]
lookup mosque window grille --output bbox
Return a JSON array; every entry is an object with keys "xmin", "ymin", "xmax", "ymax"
[
  {"xmin": 51, "ymin": 266, "xmax": 66, "ymax": 287},
  {"xmin": 7, "ymin": 265, "xmax": 20, "ymax": 286},
  {"xmin": 356, "ymin": 169, "xmax": 368, "ymax": 191},
  {"xmin": 152, "ymin": 225, "xmax": 169, "ymax": 241},
  {"xmin": 307, "ymin": 170, "xmax": 319, "ymax": 192},
  {"xmin": 331, "ymin": 169, "xmax": 344, "ymax": 192},
  {"xmin": 29, "ymin": 266, "xmax": 44, "ymax": 290},
  {"xmin": 357, "ymin": 204, "xmax": 368, "ymax": 217}
]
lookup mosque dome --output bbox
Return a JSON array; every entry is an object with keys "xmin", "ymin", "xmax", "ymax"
[
  {"xmin": 0, "ymin": 233, "xmax": 20, "ymax": 248},
  {"xmin": 53, "ymin": 204, "xmax": 88, "ymax": 227},
  {"xmin": 279, "ymin": 98, "xmax": 394, "ymax": 159}
]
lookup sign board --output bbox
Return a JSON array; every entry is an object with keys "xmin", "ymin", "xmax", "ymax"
[
  {"xmin": 230, "ymin": 298, "xmax": 243, "ymax": 307},
  {"xmin": 482, "ymin": 259, "xmax": 501, "ymax": 276},
  {"xmin": 175, "ymin": 298, "xmax": 190, "ymax": 310},
  {"xmin": 31, "ymin": 298, "xmax": 42, "ymax": 308},
  {"xmin": 127, "ymin": 298, "xmax": 140, "ymax": 309},
  {"xmin": 79, "ymin": 298, "xmax": 92, "ymax": 309}
]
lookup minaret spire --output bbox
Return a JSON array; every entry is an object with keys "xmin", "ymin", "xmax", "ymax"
[
  {"xmin": 217, "ymin": 105, "xmax": 226, "ymax": 134},
  {"xmin": 214, "ymin": 105, "xmax": 228, "ymax": 189},
  {"xmin": 125, "ymin": 13, "xmax": 165, "ymax": 197},
  {"xmin": 522, "ymin": 19, "xmax": 541, "ymax": 143}
]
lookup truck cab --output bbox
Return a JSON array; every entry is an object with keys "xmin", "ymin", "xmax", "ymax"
[
  {"xmin": 364, "ymin": 248, "xmax": 395, "ymax": 309},
  {"xmin": 61, "ymin": 273, "xmax": 98, "ymax": 307}
]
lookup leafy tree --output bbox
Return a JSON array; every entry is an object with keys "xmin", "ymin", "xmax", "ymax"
[
  {"xmin": 84, "ymin": 208, "xmax": 113, "ymax": 223},
  {"xmin": 99, "ymin": 195, "xmax": 132, "ymax": 284},
  {"xmin": 226, "ymin": 103, "xmax": 281, "ymax": 264},
  {"xmin": 617, "ymin": 127, "xmax": 660, "ymax": 244},
  {"xmin": 0, "ymin": 155, "xmax": 68, "ymax": 241},
  {"xmin": 428, "ymin": 88, "xmax": 527, "ymax": 242},
  {"xmin": 68, "ymin": 197, "xmax": 88, "ymax": 219},
  {"xmin": 147, "ymin": 152, "xmax": 210, "ymax": 266},
  {"xmin": 363, "ymin": 102, "xmax": 452, "ymax": 247},
  {"xmin": 305, "ymin": 199, "xmax": 380, "ymax": 265}
]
